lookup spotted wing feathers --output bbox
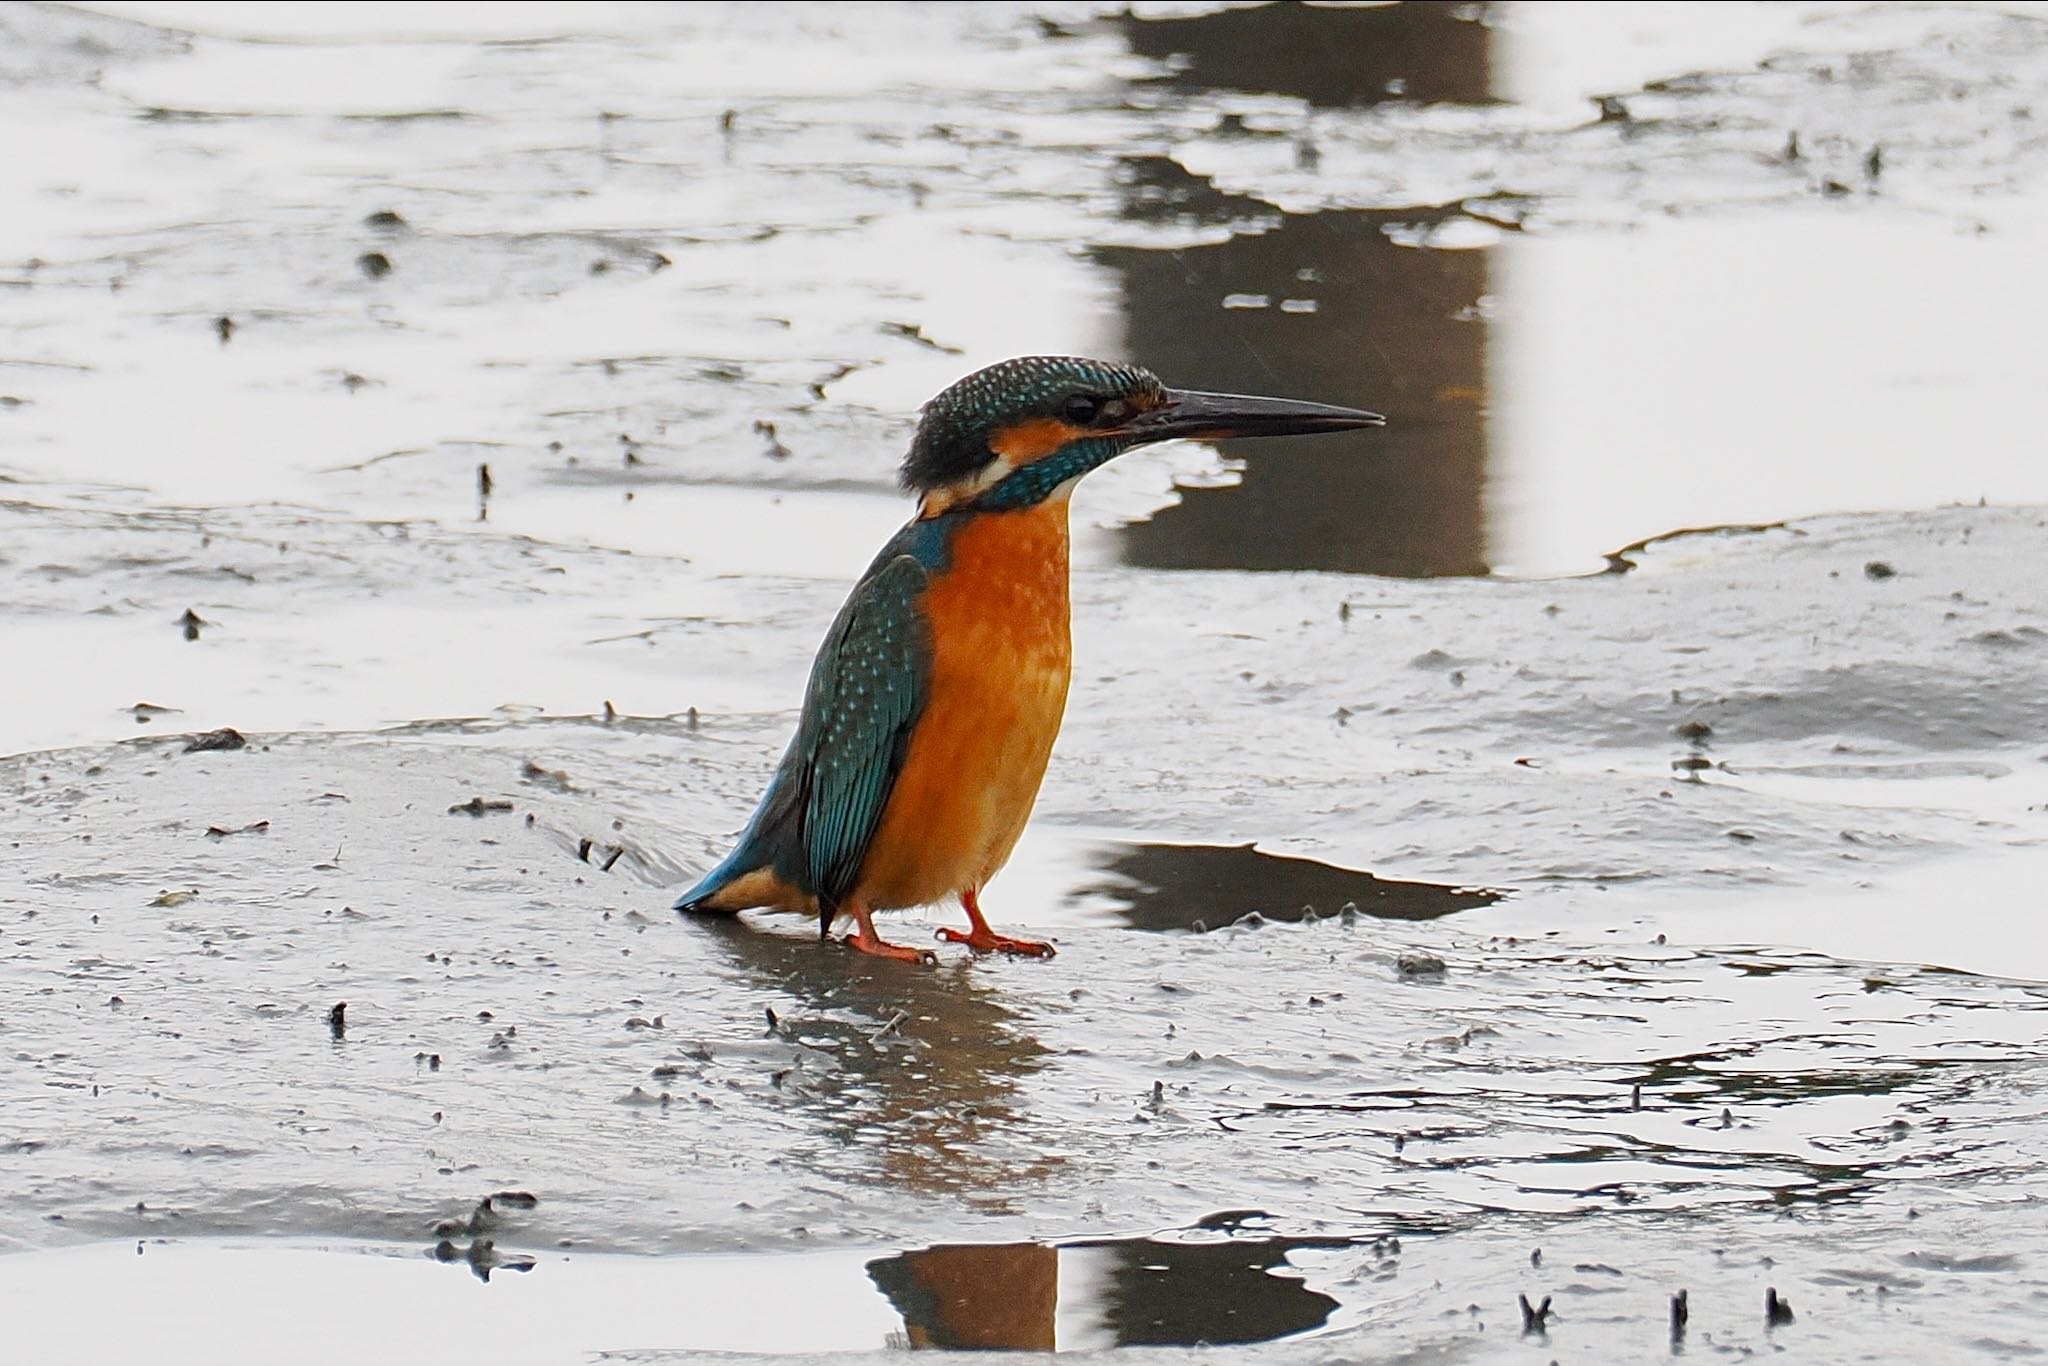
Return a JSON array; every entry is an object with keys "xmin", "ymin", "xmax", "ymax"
[
  {"xmin": 789, "ymin": 552, "xmax": 932, "ymax": 904},
  {"xmin": 674, "ymin": 547, "xmax": 932, "ymax": 916}
]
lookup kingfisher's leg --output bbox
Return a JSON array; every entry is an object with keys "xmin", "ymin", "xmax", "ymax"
[
  {"xmin": 938, "ymin": 888, "xmax": 1056, "ymax": 958},
  {"xmin": 844, "ymin": 899, "xmax": 937, "ymax": 965}
]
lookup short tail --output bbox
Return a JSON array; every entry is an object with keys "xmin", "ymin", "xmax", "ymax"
[
  {"xmin": 672, "ymin": 881, "xmax": 729, "ymax": 914},
  {"xmin": 671, "ymin": 843, "xmax": 774, "ymax": 917},
  {"xmin": 673, "ymin": 849, "xmax": 749, "ymax": 914}
]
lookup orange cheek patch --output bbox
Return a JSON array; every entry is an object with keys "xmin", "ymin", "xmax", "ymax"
[{"xmin": 989, "ymin": 418, "xmax": 1086, "ymax": 466}]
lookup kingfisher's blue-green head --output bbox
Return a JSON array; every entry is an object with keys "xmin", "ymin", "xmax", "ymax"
[{"xmin": 902, "ymin": 355, "xmax": 1383, "ymax": 514}]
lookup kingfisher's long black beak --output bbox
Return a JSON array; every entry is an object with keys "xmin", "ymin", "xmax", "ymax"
[{"xmin": 1127, "ymin": 388, "xmax": 1385, "ymax": 445}]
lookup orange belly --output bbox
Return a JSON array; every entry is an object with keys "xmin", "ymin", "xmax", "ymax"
[{"xmin": 854, "ymin": 497, "xmax": 1073, "ymax": 910}]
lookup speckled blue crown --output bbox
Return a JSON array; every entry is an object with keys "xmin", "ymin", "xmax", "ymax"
[{"xmin": 900, "ymin": 355, "xmax": 1161, "ymax": 493}]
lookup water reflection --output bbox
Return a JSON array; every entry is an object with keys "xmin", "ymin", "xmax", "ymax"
[
  {"xmin": 1101, "ymin": 201, "xmax": 1490, "ymax": 577},
  {"xmin": 1121, "ymin": 0, "xmax": 1490, "ymax": 108},
  {"xmin": 1102, "ymin": 3, "xmax": 2048, "ymax": 579},
  {"xmin": 690, "ymin": 916, "xmax": 1054, "ymax": 1199},
  {"xmin": 869, "ymin": 1242, "xmax": 1059, "ymax": 1351},
  {"xmin": 1069, "ymin": 840, "xmax": 1501, "ymax": 932},
  {"xmin": 1105, "ymin": 3, "xmax": 1492, "ymax": 577},
  {"xmin": 867, "ymin": 1226, "xmax": 1342, "ymax": 1351}
]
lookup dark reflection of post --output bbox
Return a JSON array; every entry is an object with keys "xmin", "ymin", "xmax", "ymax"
[
  {"xmin": 689, "ymin": 916, "xmax": 1053, "ymax": 1195},
  {"xmin": 1073, "ymin": 1237, "xmax": 1340, "ymax": 1348},
  {"xmin": 1103, "ymin": 1, "xmax": 1493, "ymax": 578},
  {"xmin": 1119, "ymin": 0, "xmax": 1489, "ymax": 107},
  {"xmin": 868, "ymin": 1242, "xmax": 1059, "ymax": 1350},
  {"xmin": 866, "ymin": 1234, "xmax": 1340, "ymax": 1350}
]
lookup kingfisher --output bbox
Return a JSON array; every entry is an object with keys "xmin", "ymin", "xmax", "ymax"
[{"xmin": 674, "ymin": 356, "xmax": 1381, "ymax": 962}]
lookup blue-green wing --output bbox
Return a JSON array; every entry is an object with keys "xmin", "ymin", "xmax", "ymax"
[{"xmin": 785, "ymin": 552, "xmax": 931, "ymax": 905}]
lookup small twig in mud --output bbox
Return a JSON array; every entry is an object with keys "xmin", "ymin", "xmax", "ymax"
[
  {"xmin": 205, "ymin": 821, "xmax": 269, "ymax": 839},
  {"xmin": 433, "ymin": 1235, "xmax": 536, "ymax": 1284},
  {"xmin": 871, "ymin": 1010, "xmax": 909, "ymax": 1041},
  {"xmin": 1671, "ymin": 1289, "xmax": 1689, "ymax": 1344},
  {"xmin": 449, "ymin": 796, "xmax": 514, "ymax": 816},
  {"xmin": 521, "ymin": 759, "xmax": 576, "ymax": 792},
  {"xmin": 1766, "ymin": 1286, "xmax": 1795, "ymax": 1327},
  {"xmin": 466, "ymin": 1236, "xmax": 535, "ymax": 1275},
  {"xmin": 1518, "ymin": 1294, "xmax": 1552, "ymax": 1335},
  {"xmin": 572, "ymin": 837, "xmax": 627, "ymax": 872},
  {"xmin": 809, "ymin": 361, "xmax": 858, "ymax": 400},
  {"xmin": 880, "ymin": 320, "xmax": 963, "ymax": 354},
  {"xmin": 753, "ymin": 418, "xmax": 793, "ymax": 460},
  {"xmin": 327, "ymin": 1002, "xmax": 347, "ymax": 1040}
]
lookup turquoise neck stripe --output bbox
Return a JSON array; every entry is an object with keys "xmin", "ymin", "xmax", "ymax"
[{"xmin": 974, "ymin": 437, "xmax": 1131, "ymax": 512}]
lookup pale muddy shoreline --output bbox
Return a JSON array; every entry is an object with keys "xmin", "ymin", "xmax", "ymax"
[{"xmin": 5, "ymin": 1, "xmax": 2048, "ymax": 1360}]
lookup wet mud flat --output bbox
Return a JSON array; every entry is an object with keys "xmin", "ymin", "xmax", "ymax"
[
  {"xmin": 6, "ymin": 0, "xmax": 2048, "ymax": 1361},
  {"xmin": 6, "ymin": 502, "xmax": 2048, "ymax": 1362}
]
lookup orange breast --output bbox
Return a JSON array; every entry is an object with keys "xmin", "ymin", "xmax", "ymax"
[{"xmin": 854, "ymin": 497, "xmax": 1073, "ymax": 910}]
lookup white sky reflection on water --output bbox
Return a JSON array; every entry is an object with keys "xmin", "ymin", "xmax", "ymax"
[
  {"xmin": 0, "ymin": 1240, "xmax": 905, "ymax": 1361},
  {"xmin": 1488, "ymin": 211, "xmax": 2048, "ymax": 575}
]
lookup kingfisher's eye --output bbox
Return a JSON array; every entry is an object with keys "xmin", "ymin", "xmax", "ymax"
[{"xmin": 1062, "ymin": 394, "xmax": 1102, "ymax": 424}]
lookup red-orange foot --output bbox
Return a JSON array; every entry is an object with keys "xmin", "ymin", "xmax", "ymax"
[
  {"xmin": 844, "ymin": 929, "xmax": 937, "ymax": 965},
  {"xmin": 937, "ymin": 926, "xmax": 1057, "ymax": 958}
]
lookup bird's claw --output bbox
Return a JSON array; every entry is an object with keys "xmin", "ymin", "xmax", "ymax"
[
  {"xmin": 842, "ymin": 931, "xmax": 936, "ymax": 965},
  {"xmin": 936, "ymin": 926, "xmax": 1057, "ymax": 958}
]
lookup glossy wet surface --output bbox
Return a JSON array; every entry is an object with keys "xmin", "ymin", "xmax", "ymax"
[
  {"xmin": 1, "ymin": 1224, "xmax": 1353, "ymax": 1357},
  {"xmin": 6, "ymin": 2, "xmax": 2048, "ymax": 1362}
]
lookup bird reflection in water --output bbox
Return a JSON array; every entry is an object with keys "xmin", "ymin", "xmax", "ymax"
[
  {"xmin": 694, "ymin": 915, "xmax": 1054, "ymax": 1199},
  {"xmin": 867, "ymin": 1227, "xmax": 1342, "ymax": 1351}
]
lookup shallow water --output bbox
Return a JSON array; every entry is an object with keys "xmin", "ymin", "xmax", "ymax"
[{"xmin": 5, "ymin": 2, "xmax": 2048, "ymax": 1361}]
